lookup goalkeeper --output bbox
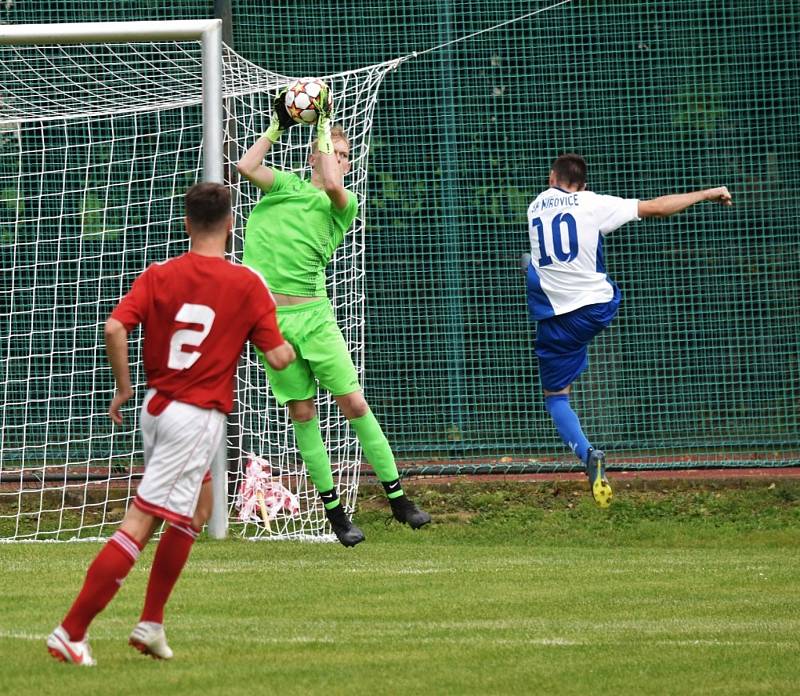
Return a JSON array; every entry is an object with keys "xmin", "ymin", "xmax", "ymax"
[{"xmin": 237, "ymin": 84, "xmax": 431, "ymax": 546}]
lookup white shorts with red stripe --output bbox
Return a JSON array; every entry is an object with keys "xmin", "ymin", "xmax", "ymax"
[{"xmin": 134, "ymin": 390, "xmax": 226, "ymax": 527}]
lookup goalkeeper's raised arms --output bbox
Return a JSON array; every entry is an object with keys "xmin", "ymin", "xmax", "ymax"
[
  {"xmin": 237, "ymin": 134, "xmax": 276, "ymax": 192},
  {"xmin": 237, "ymin": 88, "xmax": 295, "ymax": 192},
  {"xmin": 239, "ymin": 82, "xmax": 335, "ymax": 192},
  {"xmin": 313, "ymin": 84, "xmax": 334, "ymax": 155},
  {"xmin": 262, "ymin": 87, "xmax": 296, "ymax": 143}
]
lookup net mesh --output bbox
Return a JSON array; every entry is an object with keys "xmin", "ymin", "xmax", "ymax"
[
  {"xmin": 0, "ymin": 35, "xmax": 392, "ymax": 540},
  {"xmin": 0, "ymin": 0, "xmax": 797, "ymax": 540},
  {"xmin": 221, "ymin": 0, "xmax": 798, "ymax": 470},
  {"xmin": 228, "ymin": 64, "xmax": 392, "ymax": 540}
]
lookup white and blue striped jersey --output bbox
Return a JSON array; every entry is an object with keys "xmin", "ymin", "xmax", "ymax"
[{"xmin": 526, "ymin": 187, "xmax": 640, "ymax": 319}]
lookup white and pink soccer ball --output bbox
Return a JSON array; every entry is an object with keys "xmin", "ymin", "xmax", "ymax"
[{"xmin": 284, "ymin": 78, "xmax": 332, "ymax": 125}]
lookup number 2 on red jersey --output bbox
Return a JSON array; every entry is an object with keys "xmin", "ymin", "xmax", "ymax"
[{"xmin": 167, "ymin": 303, "xmax": 216, "ymax": 370}]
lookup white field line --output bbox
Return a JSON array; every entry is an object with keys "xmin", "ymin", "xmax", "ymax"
[{"xmin": 2, "ymin": 630, "xmax": 796, "ymax": 649}]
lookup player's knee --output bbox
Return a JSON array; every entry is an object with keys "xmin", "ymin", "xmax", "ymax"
[
  {"xmin": 192, "ymin": 507, "xmax": 210, "ymax": 529},
  {"xmin": 288, "ymin": 399, "xmax": 316, "ymax": 422},
  {"xmin": 120, "ymin": 505, "xmax": 157, "ymax": 546},
  {"xmin": 191, "ymin": 482, "xmax": 213, "ymax": 528},
  {"xmin": 192, "ymin": 499, "xmax": 212, "ymax": 528},
  {"xmin": 350, "ymin": 401, "xmax": 369, "ymax": 419},
  {"xmin": 337, "ymin": 392, "xmax": 369, "ymax": 420}
]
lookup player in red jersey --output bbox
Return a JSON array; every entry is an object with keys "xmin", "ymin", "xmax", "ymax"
[{"xmin": 46, "ymin": 182, "xmax": 295, "ymax": 666}]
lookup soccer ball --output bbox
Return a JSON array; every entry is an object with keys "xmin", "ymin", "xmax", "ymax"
[{"xmin": 284, "ymin": 78, "xmax": 332, "ymax": 125}]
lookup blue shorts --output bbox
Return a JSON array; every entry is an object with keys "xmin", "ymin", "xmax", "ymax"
[{"xmin": 534, "ymin": 287, "xmax": 621, "ymax": 391}]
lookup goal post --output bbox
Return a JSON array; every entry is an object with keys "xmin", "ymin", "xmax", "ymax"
[{"xmin": 0, "ymin": 19, "xmax": 230, "ymax": 540}]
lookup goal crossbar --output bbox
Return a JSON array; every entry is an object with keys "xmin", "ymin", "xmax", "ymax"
[
  {"xmin": 0, "ymin": 20, "xmax": 220, "ymax": 45},
  {"xmin": 0, "ymin": 20, "xmax": 223, "ymax": 184}
]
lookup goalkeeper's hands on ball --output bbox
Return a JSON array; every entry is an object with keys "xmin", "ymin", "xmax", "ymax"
[
  {"xmin": 312, "ymin": 83, "xmax": 334, "ymax": 155},
  {"xmin": 262, "ymin": 87, "xmax": 296, "ymax": 143}
]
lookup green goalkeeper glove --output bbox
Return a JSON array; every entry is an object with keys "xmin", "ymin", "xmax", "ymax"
[
  {"xmin": 312, "ymin": 84, "xmax": 334, "ymax": 155},
  {"xmin": 262, "ymin": 88, "xmax": 296, "ymax": 143}
]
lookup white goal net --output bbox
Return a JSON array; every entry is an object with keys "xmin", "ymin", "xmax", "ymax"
[{"xmin": 0, "ymin": 23, "xmax": 394, "ymax": 541}]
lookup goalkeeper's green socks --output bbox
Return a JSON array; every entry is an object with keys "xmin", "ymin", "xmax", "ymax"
[
  {"xmin": 349, "ymin": 410, "xmax": 404, "ymax": 498},
  {"xmin": 318, "ymin": 488, "xmax": 340, "ymax": 510},
  {"xmin": 349, "ymin": 411, "xmax": 432, "ymax": 528},
  {"xmin": 292, "ymin": 417, "xmax": 335, "ymax": 499}
]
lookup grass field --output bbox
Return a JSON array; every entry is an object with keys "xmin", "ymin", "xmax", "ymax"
[{"xmin": 1, "ymin": 478, "xmax": 799, "ymax": 696}]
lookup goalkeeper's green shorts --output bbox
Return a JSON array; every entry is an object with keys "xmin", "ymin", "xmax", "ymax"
[{"xmin": 257, "ymin": 297, "xmax": 361, "ymax": 406}]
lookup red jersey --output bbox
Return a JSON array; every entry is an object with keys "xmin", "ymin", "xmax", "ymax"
[{"xmin": 111, "ymin": 252, "xmax": 284, "ymax": 414}]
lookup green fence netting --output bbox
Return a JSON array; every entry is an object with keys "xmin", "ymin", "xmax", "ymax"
[{"xmin": 1, "ymin": 1, "xmax": 797, "ymax": 470}]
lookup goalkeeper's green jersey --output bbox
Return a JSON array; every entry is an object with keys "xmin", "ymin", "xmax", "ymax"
[{"xmin": 242, "ymin": 169, "xmax": 358, "ymax": 297}]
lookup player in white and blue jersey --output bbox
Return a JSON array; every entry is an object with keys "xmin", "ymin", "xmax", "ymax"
[{"xmin": 524, "ymin": 154, "xmax": 732, "ymax": 507}]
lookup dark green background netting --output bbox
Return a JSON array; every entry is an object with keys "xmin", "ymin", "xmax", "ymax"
[{"xmin": 1, "ymin": 1, "xmax": 797, "ymax": 467}]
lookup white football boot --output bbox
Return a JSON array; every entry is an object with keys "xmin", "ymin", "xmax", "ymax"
[
  {"xmin": 46, "ymin": 625, "xmax": 96, "ymax": 666},
  {"xmin": 129, "ymin": 621, "xmax": 174, "ymax": 659}
]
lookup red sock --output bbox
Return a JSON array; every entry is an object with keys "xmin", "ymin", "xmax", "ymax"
[
  {"xmin": 140, "ymin": 523, "xmax": 198, "ymax": 624},
  {"xmin": 61, "ymin": 530, "xmax": 142, "ymax": 641}
]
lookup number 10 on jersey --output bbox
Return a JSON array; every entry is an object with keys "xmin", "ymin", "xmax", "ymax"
[{"xmin": 531, "ymin": 213, "xmax": 578, "ymax": 267}]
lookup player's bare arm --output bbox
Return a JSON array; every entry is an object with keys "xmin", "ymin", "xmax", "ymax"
[
  {"xmin": 237, "ymin": 87, "xmax": 297, "ymax": 192},
  {"xmin": 310, "ymin": 85, "xmax": 351, "ymax": 210},
  {"xmin": 104, "ymin": 316, "xmax": 134, "ymax": 424},
  {"xmin": 638, "ymin": 186, "xmax": 732, "ymax": 218},
  {"xmin": 314, "ymin": 143, "xmax": 350, "ymax": 210},
  {"xmin": 237, "ymin": 136, "xmax": 275, "ymax": 192}
]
